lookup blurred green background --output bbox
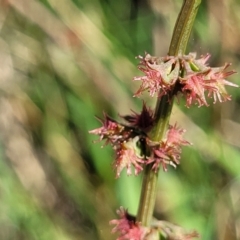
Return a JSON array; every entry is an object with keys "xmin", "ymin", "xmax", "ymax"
[{"xmin": 0, "ymin": 0, "xmax": 239, "ymax": 239}]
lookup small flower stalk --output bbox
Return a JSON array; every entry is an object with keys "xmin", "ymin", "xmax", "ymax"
[{"xmin": 89, "ymin": 0, "xmax": 237, "ymax": 239}]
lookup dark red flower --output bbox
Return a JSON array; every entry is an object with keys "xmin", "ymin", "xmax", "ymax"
[{"xmin": 121, "ymin": 102, "xmax": 154, "ymax": 132}]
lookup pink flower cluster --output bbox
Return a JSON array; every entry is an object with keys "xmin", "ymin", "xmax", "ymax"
[
  {"xmin": 147, "ymin": 124, "xmax": 190, "ymax": 172},
  {"xmin": 89, "ymin": 104, "xmax": 189, "ymax": 177},
  {"xmin": 89, "ymin": 111, "xmax": 147, "ymax": 177},
  {"xmin": 110, "ymin": 207, "xmax": 199, "ymax": 240},
  {"xmin": 110, "ymin": 207, "xmax": 148, "ymax": 240},
  {"xmin": 134, "ymin": 53, "xmax": 238, "ymax": 107}
]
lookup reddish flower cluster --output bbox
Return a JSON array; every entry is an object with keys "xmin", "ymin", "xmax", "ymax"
[
  {"xmin": 134, "ymin": 53, "xmax": 238, "ymax": 107},
  {"xmin": 110, "ymin": 207, "xmax": 199, "ymax": 240},
  {"xmin": 147, "ymin": 124, "xmax": 190, "ymax": 172},
  {"xmin": 134, "ymin": 54, "xmax": 179, "ymax": 98},
  {"xmin": 110, "ymin": 207, "xmax": 148, "ymax": 240},
  {"xmin": 89, "ymin": 105, "xmax": 189, "ymax": 177},
  {"xmin": 89, "ymin": 108, "xmax": 150, "ymax": 178},
  {"xmin": 89, "ymin": 113, "xmax": 126, "ymax": 145}
]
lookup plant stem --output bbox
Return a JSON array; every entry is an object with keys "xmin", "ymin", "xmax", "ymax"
[
  {"xmin": 136, "ymin": 0, "xmax": 202, "ymax": 227},
  {"xmin": 169, "ymin": 0, "xmax": 202, "ymax": 56}
]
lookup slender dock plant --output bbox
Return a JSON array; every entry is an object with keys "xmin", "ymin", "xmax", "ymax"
[{"xmin": 90, "ymin": 0, "xmax": 238, "ymax": 239}]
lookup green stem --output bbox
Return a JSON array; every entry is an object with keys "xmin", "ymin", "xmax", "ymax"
[
  {"xmin": 136, "ymin": 0, "xmax": 201, "ymax": 227},
  {"xmin": 169, "ymin": 0, "xmax": 202, "ymax": 56}
]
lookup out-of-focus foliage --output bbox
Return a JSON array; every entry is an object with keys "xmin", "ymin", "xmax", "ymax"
[{"xmin": 0, "ymin": 0, "xmax": 239, "ymax": 239}]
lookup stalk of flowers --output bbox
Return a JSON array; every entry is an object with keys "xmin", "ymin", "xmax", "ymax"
[
  {"xmin": 89, "ymin": 106, "xmax": 193, "ymax": 238},
  {"xmin": 89, "ymin": 0, "xmax": 238, "ymax": 238},
  {"xmin": 89, "ymin": 55, "xmax": 237, "ymax": 238},
  {"xmin": 89, "ymin": 53, "xmax": 237, "ymax": 238}
]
